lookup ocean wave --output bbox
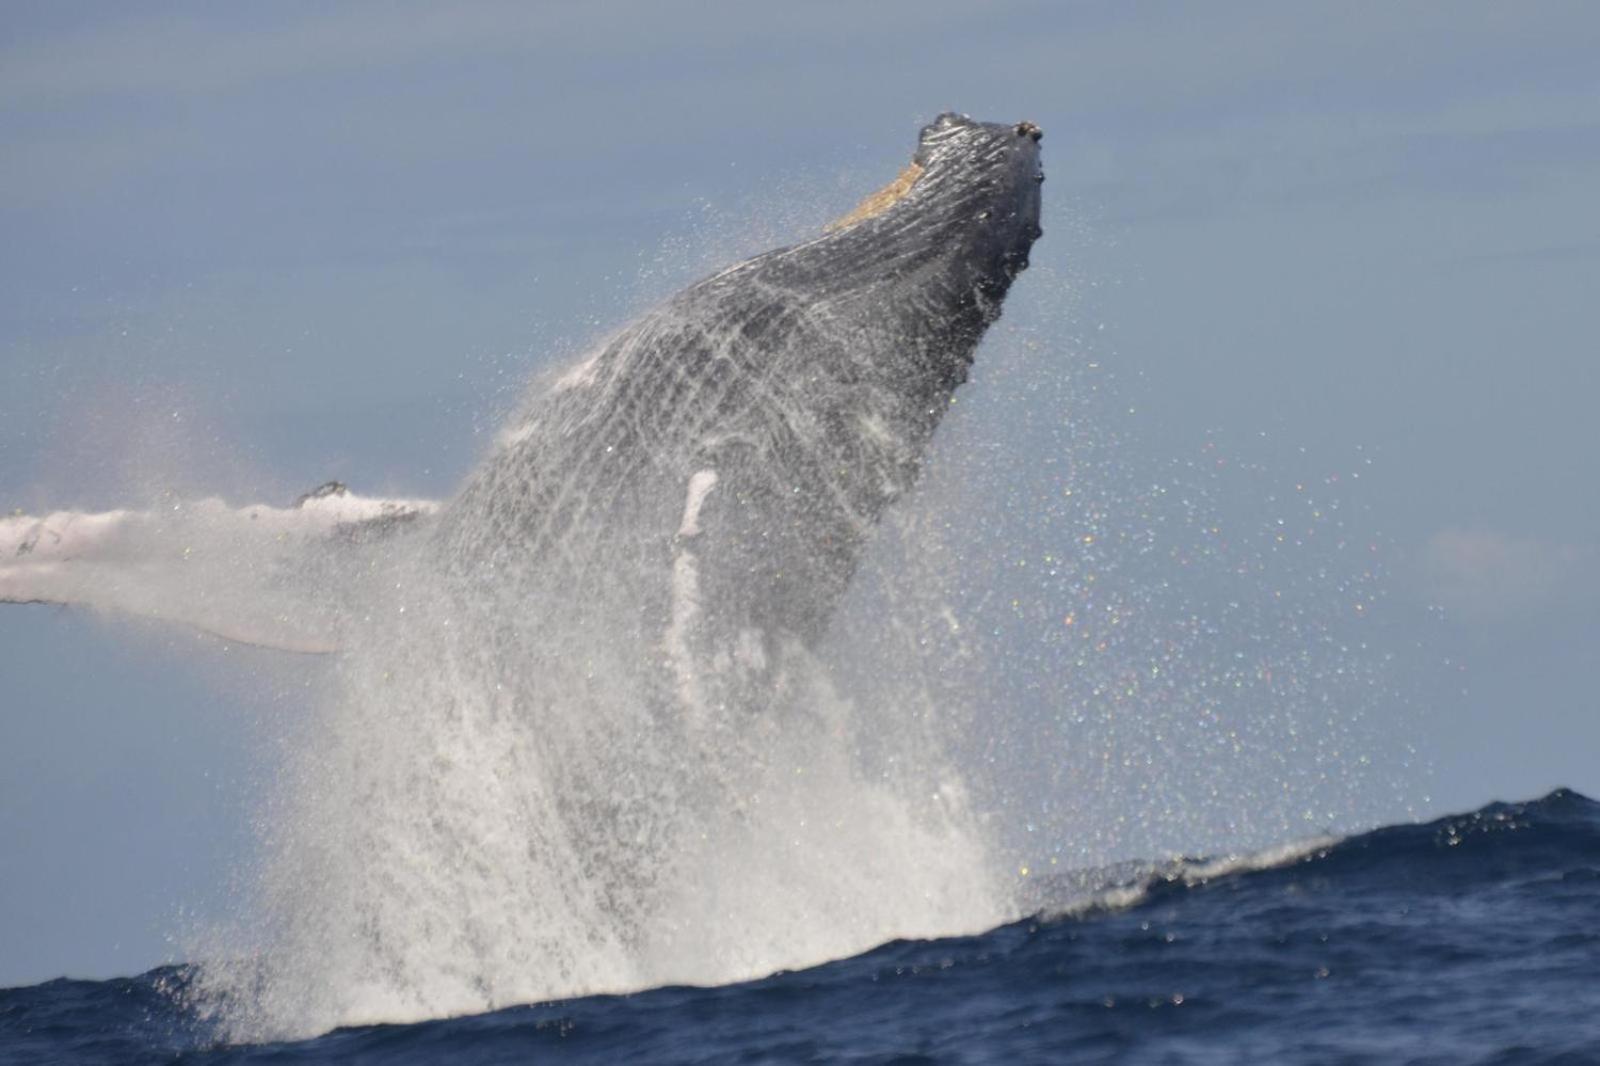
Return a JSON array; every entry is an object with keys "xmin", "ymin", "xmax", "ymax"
[{"xmin": 5, "ymin": 789, "xmax": 1596, "ymax": 1064}]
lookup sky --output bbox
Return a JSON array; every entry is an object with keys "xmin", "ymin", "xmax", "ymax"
[{"xmin": 1, "ymin": 1, "xmax": 1597, "ymax": 986}]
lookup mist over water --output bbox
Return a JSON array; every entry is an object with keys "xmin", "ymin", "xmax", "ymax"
[
  {"xmin": 134, "ymin": 197, "xmax": 1418, "ymax": 1043},
  {"xmin": 192, "ymin": 542, "xmax": 1001, "ymax": 1040},
  {"xmin": 903, "ymin": 264, "xmax": 1417, "ymax": 871}
]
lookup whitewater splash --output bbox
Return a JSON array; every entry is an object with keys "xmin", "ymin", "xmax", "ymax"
[
  {"xmin": 5, "ymin": 116, "xmax": 1410, "ymax": 1043},
  {"xmin": 162, "ymin": 116, "xmax": 1045, "ymax": 1040},
  {"xmin": 190, "ymin": 555, "xmax": 1002, "ymax": 1038}
]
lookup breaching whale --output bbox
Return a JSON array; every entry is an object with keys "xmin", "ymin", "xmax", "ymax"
[
  {"xmin": 1, "ymin": 114, "xmax": 1047, "ymax": 1029},
  {"xmin": 1, "ymin": 114, "xmax": 1044, "ymax": 684}
]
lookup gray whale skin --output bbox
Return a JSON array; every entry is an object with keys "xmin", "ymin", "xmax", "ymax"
[{"xmin": 440, "ymin": 113, "xmax": 1044, "ymax": 696}]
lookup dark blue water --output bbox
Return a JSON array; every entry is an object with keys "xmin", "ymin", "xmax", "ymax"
[{"xmin": 5, "ymin": 789, "xmax": 1598, "ymax": 1065}]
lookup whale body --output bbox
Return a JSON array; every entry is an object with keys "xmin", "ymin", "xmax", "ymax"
[
  {"xmin": 1, "ymin": 114, "xmax": 1044, "ymax": 684},
  {"xmin": 0, "ymin": 114, "xmax": 1047, "ymax": 1029}
]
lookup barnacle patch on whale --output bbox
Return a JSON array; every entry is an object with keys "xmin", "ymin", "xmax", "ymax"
[{"xmin": 824, "ymin": 161, "xmax": 925, "ymax": 232}]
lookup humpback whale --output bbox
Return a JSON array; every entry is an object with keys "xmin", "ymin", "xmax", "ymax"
[
  {"xmin": 1, "ymin": 113, "xmax": 1043, "ymax": 685},
  {"xmin": 1, "ymin": 114, "xmax": 1046, "ymax": 1030}
]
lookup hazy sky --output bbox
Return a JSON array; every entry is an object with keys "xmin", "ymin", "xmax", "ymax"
[{"xmin": 2, "ymin": 2, "xmax": 1596, "ymax": 985}]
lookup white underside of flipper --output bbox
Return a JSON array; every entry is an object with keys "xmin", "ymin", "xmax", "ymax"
[{"xmin": 0, "ymin": 486, "xmax": 439, "ymax": 653}]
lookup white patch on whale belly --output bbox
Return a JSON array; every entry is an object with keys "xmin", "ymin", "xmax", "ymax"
[
  {"xmin": 675, "ymin": 469, "xmax": 719, "ymax": 538},
  {"xmin": 664, "ymin": 469, "xmax": 720, "ymax": 718}
]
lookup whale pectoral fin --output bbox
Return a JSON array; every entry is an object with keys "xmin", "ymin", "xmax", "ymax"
[{"xmin": 0, "ymin": 485, "xmax": 440, "ymax": 653}]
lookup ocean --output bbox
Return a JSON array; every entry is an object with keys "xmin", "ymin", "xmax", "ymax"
[{"xmin": 5, "ymin": 787, "xmax": 1596, "ymax": 1064}]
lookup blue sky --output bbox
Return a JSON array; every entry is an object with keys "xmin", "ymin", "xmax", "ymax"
[{"xmin": 1, "ymin": 2, "xmax": 1596, "ymax": 985}]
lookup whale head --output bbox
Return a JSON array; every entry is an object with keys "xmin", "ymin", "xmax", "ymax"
[
  {"xmin": 821, "ymin": 113, "xmax": 1043, "ymax": 327},
  {"xmin": 806, "ymin": 116, "xmax": 1043, "ymax": 348},
  {"xmin": 912, "ymin": 111, "xmax": 1044, "ymax": 265}
]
